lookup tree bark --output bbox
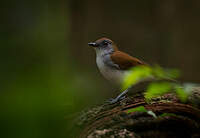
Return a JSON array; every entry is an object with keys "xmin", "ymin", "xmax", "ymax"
[{"xmin": 76, "ymin": 90, "xmax": 200, "ymax": 138}]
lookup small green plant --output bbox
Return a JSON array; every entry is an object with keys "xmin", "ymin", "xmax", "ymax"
[
  {"xmin": 144, "ymin": 82, "xmax": 172, "ymax": 100},
  {"xmin": 127, "ymin": 106, "xmax": 147, "ymax": 113},
  {"xmin": 127, "ymin": 106, "xmax": 157, "ymax": 118},
  {"xmin": 159, "ymin": 113, "xmax": 177, "ymax": 117},
  {"xmin": 122, "ymin": 65, "xmax": 153, "ymax": 91},
  {"xmin": 174, "ymin": 85, "xmax": 188, "ymax": 102},
  {"xmin": 122, "ymin": 65, "xmax": 188, "ymax": 102}
]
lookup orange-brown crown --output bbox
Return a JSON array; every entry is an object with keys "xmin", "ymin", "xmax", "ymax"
[
  {"xmin": 95, "ymin": 37, "xmax": 113, "ymax": 44},
  {"xmin": 95, "ymin": 37, "xmax": 118, "ymax": 51}
]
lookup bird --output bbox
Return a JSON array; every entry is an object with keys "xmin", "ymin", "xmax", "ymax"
[{"xmin": 88, "ymin": 37, "xmax": 147, "ymax": 104}]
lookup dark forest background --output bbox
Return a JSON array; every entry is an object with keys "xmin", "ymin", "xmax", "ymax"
[{"xmin": 0, "ymin": 0, "xmax": 200, "ymax": 138}]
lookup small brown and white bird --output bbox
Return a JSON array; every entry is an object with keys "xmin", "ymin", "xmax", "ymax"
[{"xmin": 88, "ymin": 37, "xmax": 147, "ymax": 103}]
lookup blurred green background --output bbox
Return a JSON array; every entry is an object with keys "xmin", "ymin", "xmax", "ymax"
[{"xmin": 0, "ymin": 0, "xmax": 200, "ymax": 138}]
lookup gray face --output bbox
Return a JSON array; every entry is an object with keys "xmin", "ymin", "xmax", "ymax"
[
  {"xmin": 97, "ymin": 39, "xmax": 112, "ymax": 48},
  {"xmin": 88, "ymin": 39, "xmax": 113, "ymax": 50}
]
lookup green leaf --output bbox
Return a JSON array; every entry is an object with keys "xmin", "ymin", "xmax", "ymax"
[
  {"xmin": 122, "ymin": 65, "xmax": 180, "ymax": 91},
  {"xmin": 145, "ymin": 82, "xmax": 172, "ymax": 100},
  {"xmin": 127, "ymin": 106, "xmax": 147, "ymax": 113},
  {"xmin": 153, "ymin": 65, "xmax": 180, "ymax": 79},
  {"xmin": 159, "ymin": 113, "xmax": 177, "ymax": 117},
  {"xmin": 153, "ymin": 65, "xmax": 166, "ymax": 78},
  {"xmin": 165, "ymin": 69, "xmax": 180, "ymax": 79},
  {"xmin": 121, "ymin": 65, "xmax": 184, "ymax": 102},
  {"xmin": 127, "ymin": 106, "xmax": 157, "ymax": 118},
  {"xmin": 122, "ymin": 65, "xmax": 152, "ymax": 90},
  {"xmin": 175, "ymin": 85, "xmax": 188, "ymax": 102}
]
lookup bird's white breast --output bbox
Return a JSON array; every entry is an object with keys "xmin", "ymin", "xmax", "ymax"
[{"xmin": 96, "ymin": 56, "xmax": 126, "ymax": 85}]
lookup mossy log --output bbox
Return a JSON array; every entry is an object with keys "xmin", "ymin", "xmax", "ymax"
[{"xmin": 76, "ymin": 89, "xmax": 200, "ymax": 138}]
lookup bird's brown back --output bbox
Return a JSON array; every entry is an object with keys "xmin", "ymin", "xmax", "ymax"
[{"xmin": 111, "ymin": 51, "xmax": 146, "ymax": 70}]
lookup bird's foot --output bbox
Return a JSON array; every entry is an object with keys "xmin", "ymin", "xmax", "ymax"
[
  {"xmin": 106, "ymin": 88, "xmax": 130, "ymax": 104},
  {"xmin": 107, "ymin": 95, "xmax": 126, "ymax": 104}
]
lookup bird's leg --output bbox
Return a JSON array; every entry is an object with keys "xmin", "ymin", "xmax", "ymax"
[
  {"xmin": 108, "ymin": 78, "xmax": 156, "ymax": 104},
  {"xmin": 108, "ymin": 88, "xmax": 131, "ymax": 104}
]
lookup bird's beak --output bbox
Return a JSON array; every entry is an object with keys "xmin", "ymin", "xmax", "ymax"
[{"xmin": 88, "ymin": 42, "xmax": 98, "ymax": 47}]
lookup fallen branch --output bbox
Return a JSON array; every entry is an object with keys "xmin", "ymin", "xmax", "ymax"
[{"xmin": 76, "ymin": 89, "xmax": 200, "ymax": 138}]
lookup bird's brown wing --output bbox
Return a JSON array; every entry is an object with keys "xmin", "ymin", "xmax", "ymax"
[{"xmin": 110, "ymin": 51, "xmax": 146, "ymax": 70}]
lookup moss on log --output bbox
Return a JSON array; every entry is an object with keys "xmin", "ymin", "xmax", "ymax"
[{"xmin": 75, "ymin": 89, "xmax": 200, "ymax": 138}]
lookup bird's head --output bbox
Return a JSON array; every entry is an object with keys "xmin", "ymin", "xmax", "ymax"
[{"xmin": 88, "ymin": 37, "xmax": 118, "ymax": 55}]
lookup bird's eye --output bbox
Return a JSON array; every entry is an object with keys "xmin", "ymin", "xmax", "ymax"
[{"xmin": 103, "ymin": 41, "xmax": 109, "ymax": 45}]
